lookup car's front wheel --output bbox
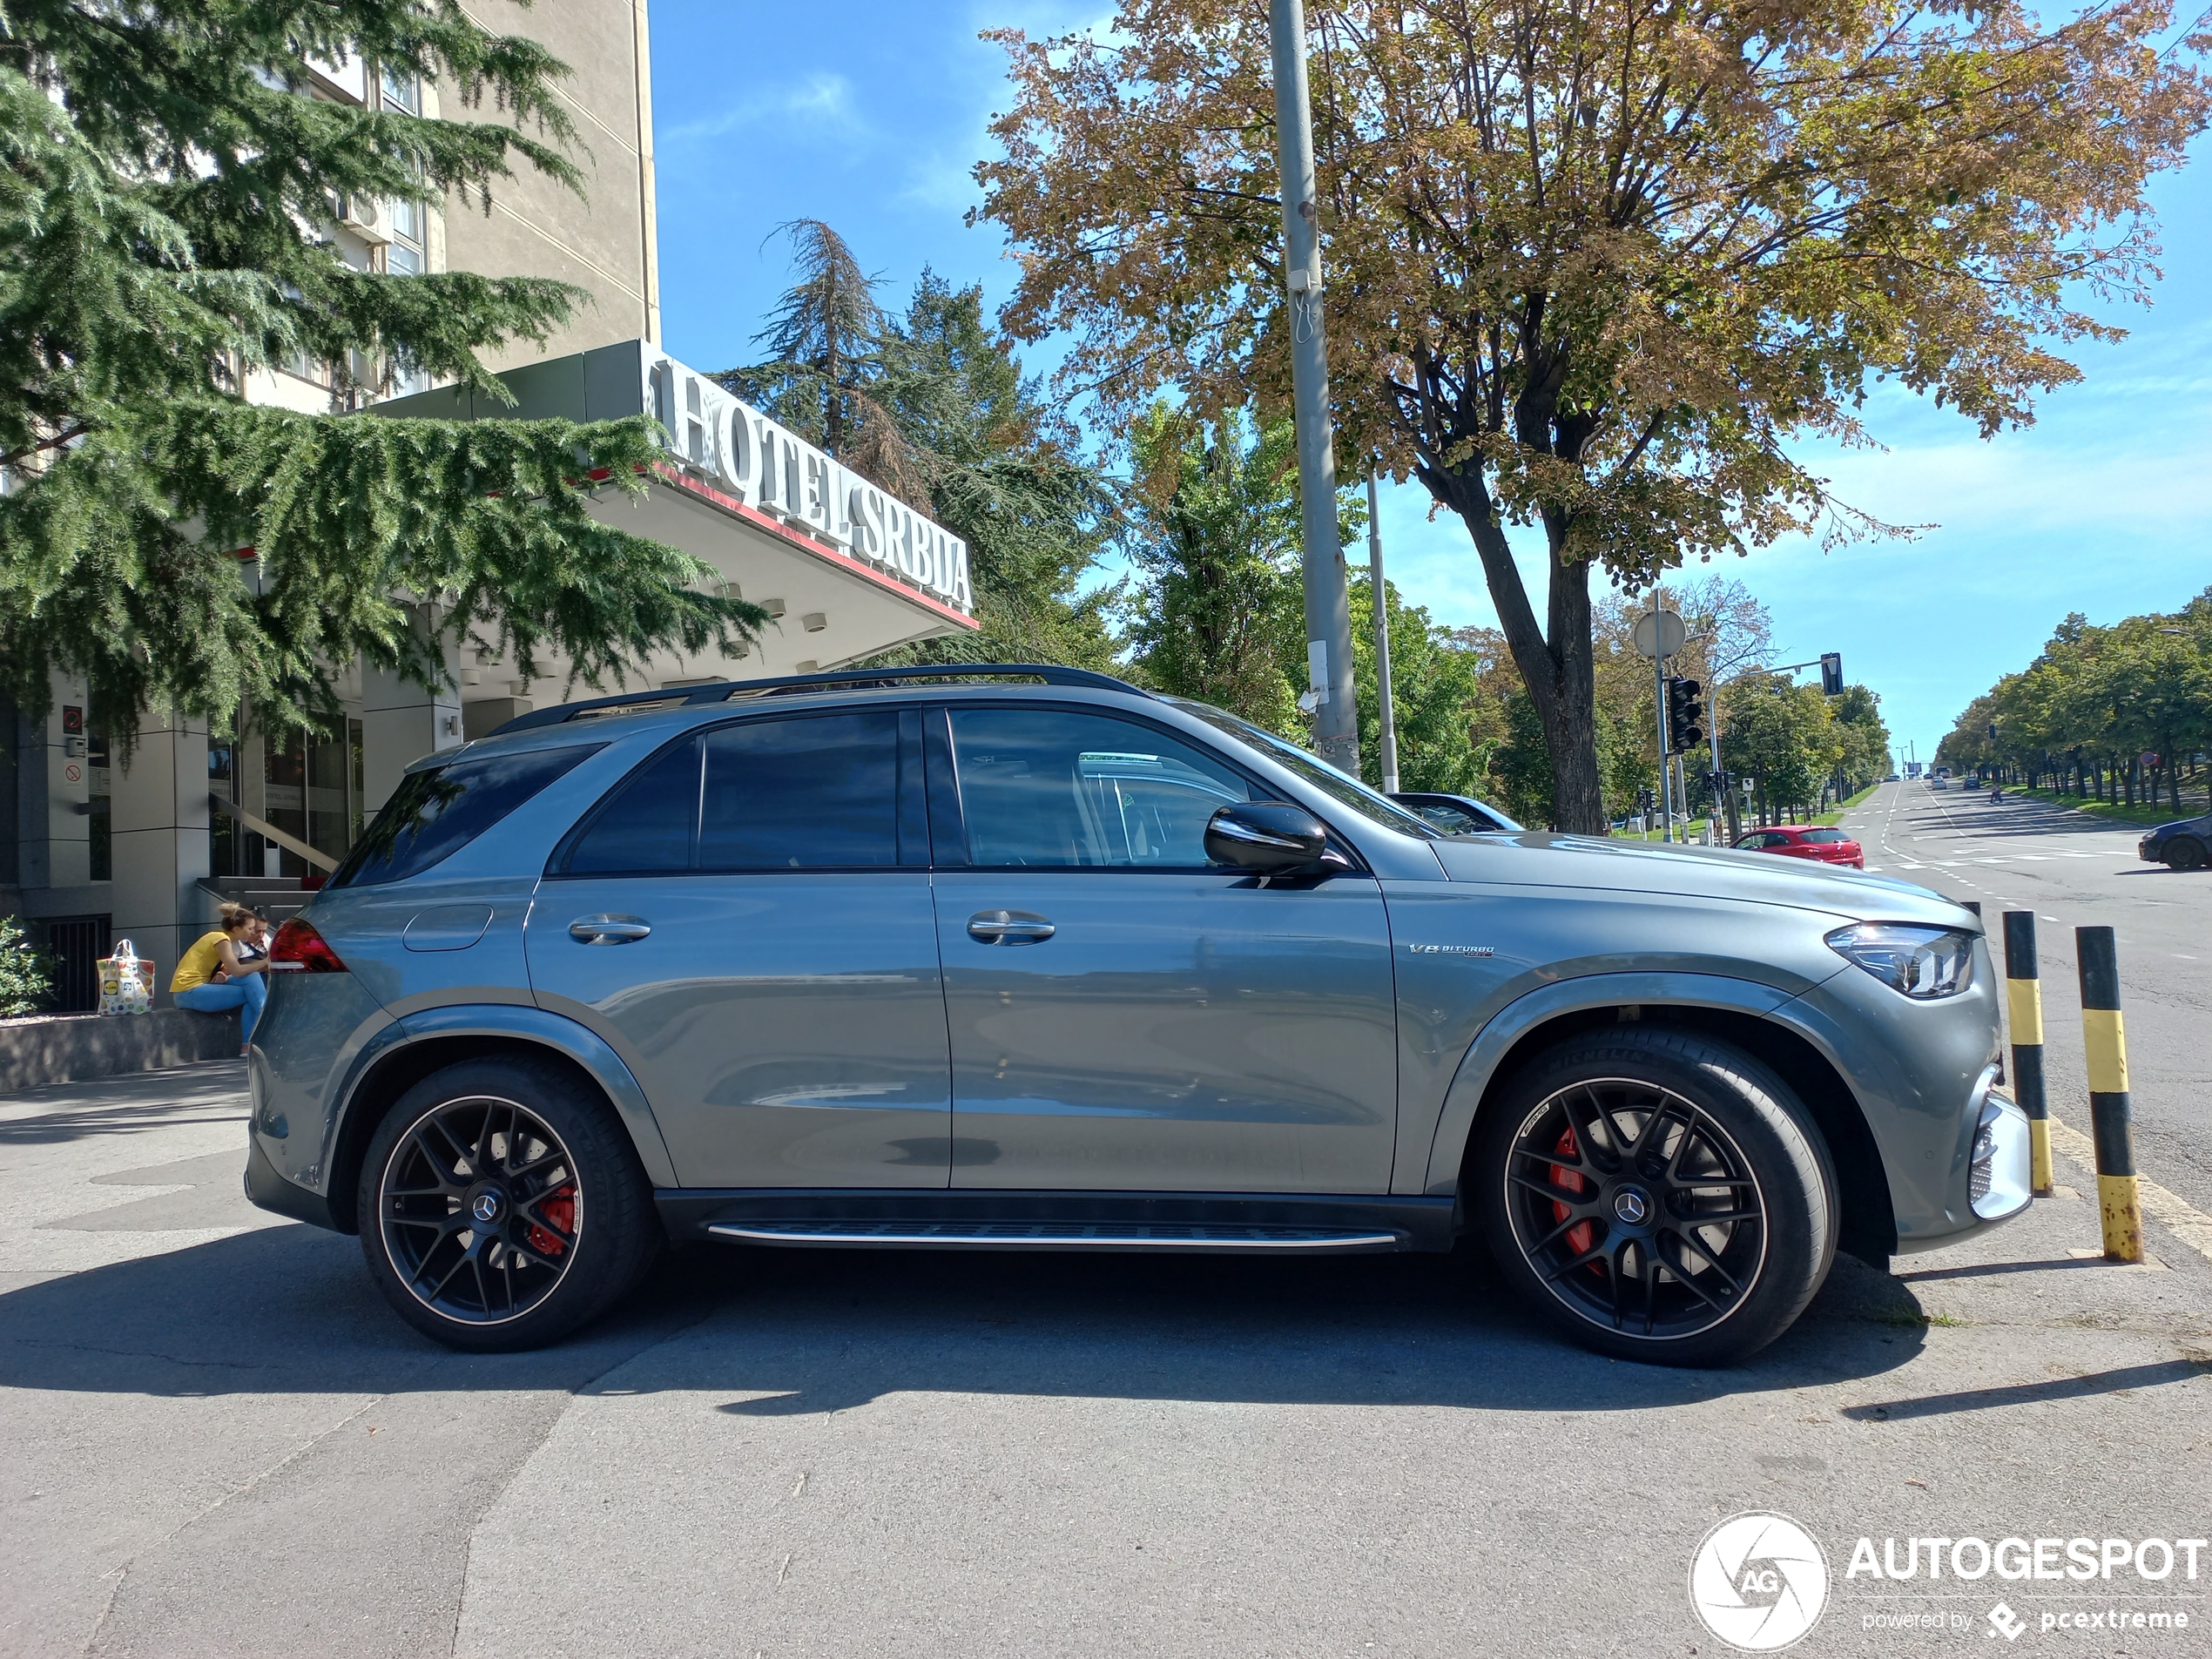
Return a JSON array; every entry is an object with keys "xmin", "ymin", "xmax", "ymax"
[
  {"xmin": 2164, "ymin": 837, "xmax": 2207, "ymax": 872},
  {"xmin": 357, "ymin": 1056, "xmax": 660, "ymax": 1352},
  {"xmin": 1474, "ymin": 1028, "xmax": 1838, "ymax": 1367}
]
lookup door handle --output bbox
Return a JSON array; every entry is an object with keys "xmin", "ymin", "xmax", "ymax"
[
  {"xmin": 569, "ymin": 914, "xmax": 651, "ymax": 945},
  {"xmin": 968, "ymin": 909, "xmax": 1055, "ymax": 945}
]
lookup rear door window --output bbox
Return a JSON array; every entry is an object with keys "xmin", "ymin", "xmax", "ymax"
[
  {"xmin": 698, "ymin": 710, "xmax": 919, "ymax": 870},
  {"xmin": 333, "ymin": 745, "xmax": 601, "ymax": 887}
]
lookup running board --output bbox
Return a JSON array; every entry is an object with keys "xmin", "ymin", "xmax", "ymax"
[{"xmin": 705, "ymin": 1218, "xmax": 1406, "ymax": 1253}]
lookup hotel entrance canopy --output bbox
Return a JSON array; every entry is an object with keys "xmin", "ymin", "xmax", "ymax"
[{"xmin": 375, "ymin": 340, "xmax": 979, "ymax": 699}]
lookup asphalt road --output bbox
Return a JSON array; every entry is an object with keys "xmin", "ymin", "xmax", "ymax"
[
  {"xmin": 4, "ymin": 1060, "xmax": 2210, "ymax": 1658},
  {"xmin": 1841, "ymin": 781, "xmax": 2212, "ymax": 1217}
]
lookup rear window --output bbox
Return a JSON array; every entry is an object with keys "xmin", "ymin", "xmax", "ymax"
[
  {"xmin": 1802, "ymin": 829, "xmax": 1849, "ymax": 845},
  {"xmin": 332, "ymin": 745, "xmax": 601, "ymax": 887}
]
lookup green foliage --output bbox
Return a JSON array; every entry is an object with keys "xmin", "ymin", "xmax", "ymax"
[
  {"xmin": 1939, "ymin": 591, "xmax": 2212, "ymax": 811},
  {"xmin": 1347, "ymin": 577, "xmax": 1487, "ymax": 796},
  {"xmin": 721, "ymin": 230, "xmax": 1116, "ymax": 671},
  {"xmin": 1118, "ymin": 405, "xmax": 1305, "ymax": 726},
  {"xmin": 0, "ymin": 0, "xmax": 757, "ymax": 741},
  {"xmin": 0, "ymin": 916, "xmax": 54, "ymax": 1016}
]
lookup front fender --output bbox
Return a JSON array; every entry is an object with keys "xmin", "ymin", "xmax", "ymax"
[
  {"xmin": 1418, "ymin": 972, "xmax": 1801, "ymax": 1196},
  {"xmin": 337, "ymin": 1002, "xmax": 680, "ymax": 1189}
]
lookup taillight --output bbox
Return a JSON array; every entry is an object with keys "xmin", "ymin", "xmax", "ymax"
[{"xmin": 268, "ymin": 917, "xmax": 348, "ymax": 974}]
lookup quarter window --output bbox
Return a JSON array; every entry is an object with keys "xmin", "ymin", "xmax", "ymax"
[
  {"xmin": 559, "ymin": 736, "xmax": 701, "ymax": 875},
  {"xmin": 948, "ymin": 708, "xmax": 1257, "ymax": 868}
]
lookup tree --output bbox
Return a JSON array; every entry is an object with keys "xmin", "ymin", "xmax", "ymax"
[
  {"xmin": 720, "ymin": 234, "xmax": 1117, "ymax": 670},
  {"xmin": 1348, "ymin": 576, "xmax": 1488, "ymax": 796},
  {"xmin": 976, "ymin": 0, "xmax": 2210, "ymax": 831},
  {"xmin": 1940, "ymin": 591, "xmax": 2212, "ymax": 809},
  {"xmin": 1723, "ymin": 678, "xmax": 1844, "ymax": 824},
  {"xmin": 0, "ymin": 0, "xmax": 757, "ymax": 740},
  {"xmin": 1119, "ymin": 404, "xmax": 1306, "ymax": 728}
]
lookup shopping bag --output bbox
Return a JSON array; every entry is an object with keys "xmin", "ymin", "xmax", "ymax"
[{"xmin": 98, "ymin": 939, "xmax": 154, "ymax": 1015}]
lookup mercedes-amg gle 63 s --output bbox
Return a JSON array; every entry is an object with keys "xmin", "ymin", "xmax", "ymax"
[{"xmin": 246, "ymin": 666, "xmax": 2031, "ymax": 1366}]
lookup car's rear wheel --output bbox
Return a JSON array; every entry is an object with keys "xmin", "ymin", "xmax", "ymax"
[
  {"xmin": 1473, "ymin": 1028, "xmax": 1838, "ymax": 1367},
  {"xmin": 358, "ymin": 1056, "xmax": 660, "ymax": 1352},
  {"xmin": 2165, "ymin": 837, "xmax": 2207, "ymax": 872}
]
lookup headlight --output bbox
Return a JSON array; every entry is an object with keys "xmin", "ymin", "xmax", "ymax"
[{"xmin": 1824, "ymin": 922, "xmax": 1977, "ymax": 1000}]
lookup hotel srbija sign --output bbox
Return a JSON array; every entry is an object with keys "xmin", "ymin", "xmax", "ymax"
[{"xmin": 645, "ymin": 350, "xmax": 974, "ymax": 614}]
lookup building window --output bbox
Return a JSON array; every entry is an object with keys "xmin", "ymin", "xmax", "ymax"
[
  {"xmin": 86, "ymin": 717, "xmax": 111, "ymax": 882},
  {"xmin": 380, "ymin": 66, "xmax": 419, "ymax": 114}
]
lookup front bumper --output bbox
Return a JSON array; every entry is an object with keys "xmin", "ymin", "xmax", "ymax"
[
  {"xmin": 1969, "ymin": 1086, "xmax": 2033, "ymax": 1223},
  {"xmin": 2139, "ymin": 839, "xmax": 2159, "ymax": 862}
]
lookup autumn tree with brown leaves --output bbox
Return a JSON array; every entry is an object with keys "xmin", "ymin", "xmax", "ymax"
[{"xmin": 976, "ymin": 0, "xmax": 2209, "ymax": 829}]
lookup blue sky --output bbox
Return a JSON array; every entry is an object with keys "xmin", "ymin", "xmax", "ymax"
[{"xmin": 648, "ymin": 0, "xmax": 2212, "ymax": 763}]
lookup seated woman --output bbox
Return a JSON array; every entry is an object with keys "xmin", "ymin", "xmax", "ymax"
[{"xmin": 172, "ymin": 903, "xmax": 271, "ymax": 1055}]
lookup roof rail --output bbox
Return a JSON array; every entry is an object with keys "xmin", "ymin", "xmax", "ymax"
[{"xmin": 491, "ymin": 664, "xmax": 1149, "ymax": 735}]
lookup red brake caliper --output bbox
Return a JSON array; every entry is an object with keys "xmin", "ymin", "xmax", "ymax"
[
  {"xmin": 1551, "ymin": 1129, "xmax": 1595, "ymax": 1261},
  {"xmin": 527, "ymin": 1184, "xmax": 576, "ymax": 1258}
]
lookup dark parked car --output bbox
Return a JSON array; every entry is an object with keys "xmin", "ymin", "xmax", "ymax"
[
  {"xmin": 246, "ymin": 665, "xmax": 2028, "ymax": 1368},
  {"xmin": 2140, "ymin": 812, "xmax": 2212, "ymax": 871},
  {"xmin": 1390, "ymin": 791, "xmax": 1523, "ymax": 835},
  {"xmin": 1732, "ymin": 826, "xmax": 1865, "ymax": 870}
]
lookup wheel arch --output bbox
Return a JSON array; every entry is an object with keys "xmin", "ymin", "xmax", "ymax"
[
  {"xmin": 1426, "ymin": 977, "xmax": 1897, "ymax": 1267},
  {"xmin": 326, "ymin": 1007, "xmax": 678, "ymax": 1235}
]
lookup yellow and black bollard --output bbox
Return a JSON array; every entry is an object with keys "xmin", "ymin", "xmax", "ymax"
[
  {"xmin": 2002, "ymin": 912, "xmax": 2054, "ymax": 1197},
  {"xmin": 2076, "ymin": 926, "xmax": 2143, "ymax": 1263}
]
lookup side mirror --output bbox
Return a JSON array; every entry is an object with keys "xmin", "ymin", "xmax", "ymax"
[{"xmin": 1205, "ymin": 801, "xmax": 1339, "ymax": 875}]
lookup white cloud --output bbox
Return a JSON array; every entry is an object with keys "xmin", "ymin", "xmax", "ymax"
[{"xmin": 661, "ymin": 73, "xmax": 864, "ymax": 151}]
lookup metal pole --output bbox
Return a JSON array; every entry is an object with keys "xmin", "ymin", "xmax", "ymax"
[
  {"xmin": 1269, "ymin": 0, "xmax": 1359, "ymax": 775},
  {"xmin": 2002, "ymin": 911, "xmax": 2054, "ymax": 1197},
  {"xmin": 1708, "ymin": 684, "xmax": 1727, "ymax": 842},
  {"xmin": 2077, "ymin": 927, "xmax": 2143, "ymax": 1262},
  {"xmin": 1652, "ymin": 596, "xmax": 1674, "ymax": 842},
  {"xmin": 1366, "ymin": 472, "xmax": 1399, "ymax": 793}
]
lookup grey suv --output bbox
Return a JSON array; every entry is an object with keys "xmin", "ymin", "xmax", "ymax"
[{"xmin": 246, "ymin": 666, "xmax": 2031, "ymax": 1366}]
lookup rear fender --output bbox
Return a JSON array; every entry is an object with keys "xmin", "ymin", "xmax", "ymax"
[{"xmin": 335, "ymin": 1003, "xmax": 679, "ymax": 1194}]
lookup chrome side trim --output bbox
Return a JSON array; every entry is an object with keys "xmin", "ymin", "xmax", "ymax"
[{"xmin": 706, "ymin": 1219, "xmax": 1406, "ymax": 1253}]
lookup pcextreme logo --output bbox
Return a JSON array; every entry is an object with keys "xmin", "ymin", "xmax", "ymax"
[{"xmin": 1689, "ymin": 1512, "xmax": 1831, "ymax": 1651}]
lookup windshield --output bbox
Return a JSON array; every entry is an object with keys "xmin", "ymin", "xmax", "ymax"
[{"xmin": 1163, "ymin": 698, "xmax": 1440, "ymax": 840}]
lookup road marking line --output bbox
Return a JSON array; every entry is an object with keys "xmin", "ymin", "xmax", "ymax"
[{"xmin": 2046, "ymin": 1114, "xmax": 2212, "ymax": 1267}]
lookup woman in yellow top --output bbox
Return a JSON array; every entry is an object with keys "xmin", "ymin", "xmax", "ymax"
[{"xmin": 172, "ymin": 902, "xmax": 270, "ymax": 1055}]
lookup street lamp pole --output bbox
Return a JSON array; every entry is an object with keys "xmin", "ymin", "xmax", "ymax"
[{"xmin": 1268, "ymin": 0, "xmax": 1359, "ymax": 774}]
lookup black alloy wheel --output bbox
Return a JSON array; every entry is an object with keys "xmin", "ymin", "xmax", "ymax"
[
  {"xmin": 1475, "ymin": 1028, "xmax": 1838, "ymax": 1367},
  {"xmin": 2166, "ymin": 837, "xmax": 2207, "ymax": 872},
  {"xmin": 358, "ymin": 1056, "xmax": 659, "ymax": 1351},
  {"xmin": 378, "ymin": 1094, "xmax": 582, "ymax": 1325},
  {"xmin": 1502, "ymin": 1076, "xmax": 1769, "ymax": 1343}
]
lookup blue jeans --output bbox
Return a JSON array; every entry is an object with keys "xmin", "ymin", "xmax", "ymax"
[{"xmin": 174, "ymin": 974, "xmax": 267, "ymax": 1045}]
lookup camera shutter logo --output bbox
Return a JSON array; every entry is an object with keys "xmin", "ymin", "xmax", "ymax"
[{"xmin": 1688, "ymin": 1512, "xmax": 1830, "ymax": 1651}]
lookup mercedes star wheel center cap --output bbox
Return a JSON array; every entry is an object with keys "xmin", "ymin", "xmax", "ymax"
[
  {"xmin": 471, "ymin": 1190, "xmax": 504, "ymax": 1225},
  {"xmin": 1613, "ymin": 1188, "xmax": 1650, "ymax": 1225}
]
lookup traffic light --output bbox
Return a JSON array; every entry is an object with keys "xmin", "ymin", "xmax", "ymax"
[
  {"xmin": 1819, "ymin": 652, "xmax": 1844, "ymax": 696},
  {"xmin": 1667, "ymin": 677, "xmax": 1705, "ymax": 752}
]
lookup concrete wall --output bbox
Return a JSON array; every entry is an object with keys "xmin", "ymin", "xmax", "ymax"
[
  {"xmin": 0, "ymin": 1008, "xmax": 240, "ymax": 1095},
  {"xmin": 448, "ymin": 0, "xmax": 659, "ymax": 366}
]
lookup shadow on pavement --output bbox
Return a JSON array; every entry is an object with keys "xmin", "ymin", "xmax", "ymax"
[
  {"xmin": 0, "ymin": 1060, "xmax": 247, "ymax": 1145},
  {"xmin": 0, "ymin": 1219, "xmax": 1930, "ymax": 1412},
  {"xmin": 1839, "ymin": 1359, "xmax": 2209, "ymax": 1422}
]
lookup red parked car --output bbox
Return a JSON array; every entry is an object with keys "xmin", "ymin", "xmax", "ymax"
[{"xmin": 1732, "ymin": 826, "xmax": 1865, "ymax": 869}]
